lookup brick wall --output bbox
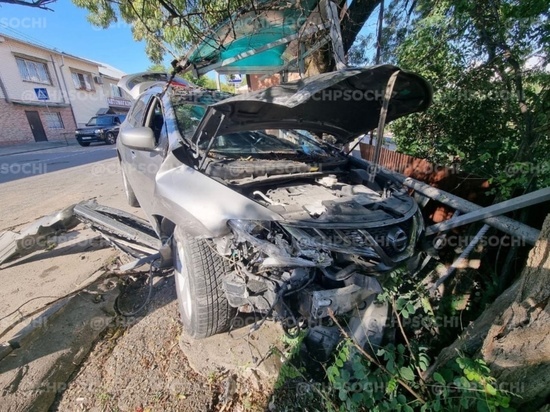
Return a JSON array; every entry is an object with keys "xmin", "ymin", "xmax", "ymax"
[
  {"xmin": 0, "ymin": 98, "xmax": 75, "ymax": 145},
  {"xmin": 247, "ymin": 72, "xmax": 302, "ymax": 91}
]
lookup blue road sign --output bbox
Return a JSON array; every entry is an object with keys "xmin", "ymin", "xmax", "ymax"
[
  {"xmin": 227, "ymin": 74, "xmax": 242, "ymax": 84},
  {"xmin": 34, "ymin": 88, "xmax": 49, "ymax": 101}
]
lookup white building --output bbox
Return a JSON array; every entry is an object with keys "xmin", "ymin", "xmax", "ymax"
[{"xmin": 0, "ymin": 34, "xmax": 131, "ymax": 145}]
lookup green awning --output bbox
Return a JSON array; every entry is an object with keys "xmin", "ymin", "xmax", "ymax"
[{"xmin": 180, "ymin": 0, "xmax": 333, "ymax": 76}]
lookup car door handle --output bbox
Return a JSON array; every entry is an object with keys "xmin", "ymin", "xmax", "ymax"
[{"xmin": 130, "ymin": 150, "xmax": 136, "ymax": 158}]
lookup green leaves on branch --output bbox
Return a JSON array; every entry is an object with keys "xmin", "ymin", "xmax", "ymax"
[{"xmin": 72, "ymin": 0, "xmax": 248, "ymax": 62}]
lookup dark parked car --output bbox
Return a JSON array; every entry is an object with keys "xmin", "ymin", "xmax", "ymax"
[{"xmin": 75, "ymin": 114, "xmax": 126, "ymax": 146}]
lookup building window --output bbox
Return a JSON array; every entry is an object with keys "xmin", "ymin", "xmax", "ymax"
[
  {"xmin": 71, "ymin": 71, "xmax": 93, "ymax": 91},
  {"xmin": 43, "ymin": 112, "xmax": 64, "ymax": 129},
  {"xmin": 110, "ymin": 83, "xmax": 123, "ymax": 98},
  {"xmin": 16, "ymin": 57, "xmax": 51, "ymax": 84}
]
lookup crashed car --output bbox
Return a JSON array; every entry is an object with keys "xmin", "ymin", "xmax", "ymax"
[{"xmin": 116, "ymin": 65, "xmax": 432, "ymax": 341}]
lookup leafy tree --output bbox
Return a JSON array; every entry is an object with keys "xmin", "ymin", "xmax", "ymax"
[{"xmin": 382, "ymin": 0, "xmax": 550, "ymax": 196}]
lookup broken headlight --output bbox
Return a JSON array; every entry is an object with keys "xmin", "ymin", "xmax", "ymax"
[{"xmin": 228, "ymin": 219, "xmax": 332, "ymax": 268}]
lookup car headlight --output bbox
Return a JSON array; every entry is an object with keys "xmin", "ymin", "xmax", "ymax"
[
  {"xmin": 228, "ymin": 219, "xmax": 331, "ymax": 268},
  {"xmin": 75, "ymin": 130, "xmax": 80, "ymax": 135},
  {"xmin": 94, "ymin": 129, "xmax": 103, "ymax": 134}
]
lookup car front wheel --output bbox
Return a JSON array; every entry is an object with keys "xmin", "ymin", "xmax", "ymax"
[
  {"xmin": 172, "ymin": 226, "xmax": 235, "ymax": 339},
  {"xmin": 105, "ymin": 132, "xmax": 116, "ymax": 145}
]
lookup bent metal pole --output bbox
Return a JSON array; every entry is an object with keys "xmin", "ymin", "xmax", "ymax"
[{"xmin": 370, "ymin": 70, "xmax": 400, "ymax": 181}]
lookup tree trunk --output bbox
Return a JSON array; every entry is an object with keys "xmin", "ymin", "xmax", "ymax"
[{"xmin": 430, "ymin": 213, "xmax": 550, "ymax": 409}]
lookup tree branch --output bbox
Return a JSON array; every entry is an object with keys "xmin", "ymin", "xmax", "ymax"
[
  {"xmin": 340, "ymin": 0, "xmax": 381, "ymax": 53},
  {"xmin": 0, "ymin": 0, "xmax": 56, "ymax": 10}
]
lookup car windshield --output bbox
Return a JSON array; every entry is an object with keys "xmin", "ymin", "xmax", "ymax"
[
  {"xmin": 173, "ymin": 104, "xmax": 206, "ymax": 140},
  {"xmin": 171, "ymin": 88, "xmax": 232, "ymax": 141},
  {"xmin": 199, "ymin": 128, "xmax": 331, "ymax": 158},
  {"xmin": 87, "ymin": 117, "xmax": 112, "ymax": 126},
  {"xmin": 170, "ymin": 90, "xmax": 333, "ymax": 159}
]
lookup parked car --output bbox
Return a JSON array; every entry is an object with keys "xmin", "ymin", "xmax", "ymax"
[
  {"xmin": 75, "ymin": 114, "xmax": 126, "ymax": 146},
  {"xmin": 116, "ymin": 65, "xmax": 432, "ymax": 343}
]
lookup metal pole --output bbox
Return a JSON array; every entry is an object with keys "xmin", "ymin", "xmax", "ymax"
[
  {"xmin": 432, "ymin": 224, "xmax": 490, "ymax": 291},
  {"xmin": 425, "ymin": 187, "xmax": 550, "ymax": 236},
  {"xmin": 375, "ymin": 0, "xmax": 384, "ymax": 65},
  {"xmin": 326, "ymin": 0, "xmax": 346, "ymax": 70},
  {"xmin": 370, "ymin": 70, "xmax": 399, "ymax": 181},
  {"xmin": 350, "ymin": 157, "xmax": 541, "ymax": 245}
]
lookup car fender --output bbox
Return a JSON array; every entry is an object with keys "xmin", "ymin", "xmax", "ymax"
[{"xmin": 150, "ymin": 155, "xmax": 282, "ymax": 238}]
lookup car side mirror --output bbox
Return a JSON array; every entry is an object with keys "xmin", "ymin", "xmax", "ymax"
[{"xmin": 120, "ymin": 127, "xmax": 156, "ymax": 151}]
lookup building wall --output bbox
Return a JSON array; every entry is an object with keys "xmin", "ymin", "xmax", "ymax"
[
  {"xmin": 0, "ymin": 36, "xmax": 66, "ymax": 105},
  {"xmin": 0, "ymin": 35, "xmax": 129, "ymax": 144},
  {"xmin": 0, "ymin": 98, "xmax": 74, "ymax": 145},
  {"xmin": 100, "ymin": 76, "xmax": 132, "ymax": 114},
  {"xmin": 53, "ymin": 54, "xmax": 105, "ymax": 126}
]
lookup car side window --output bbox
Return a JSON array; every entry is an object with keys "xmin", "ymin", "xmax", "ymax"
[
  {"xmin": 126, "ymin": 94, "xmax": 151, "ymax": 127},
  {"xmin": 144, "ymin": 97, "xmax": 166, "ymax": 148}
]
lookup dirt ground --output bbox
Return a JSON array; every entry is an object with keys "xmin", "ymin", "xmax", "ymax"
[
  {"xmin": 0, "ymin": 157, "xmax": 282, "ymax": 411},
  {"xmin": 53, "ymin": 276, "xmax": 272, "ymax": 412}
]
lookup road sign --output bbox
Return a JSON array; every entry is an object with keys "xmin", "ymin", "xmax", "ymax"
[
  {"xmin": 34, "ymin": 88, "xmax": 49, "ymax": 101},
  {"xmin": 227, "ymin": 74, "xmax": 242, "ymax": 84}
]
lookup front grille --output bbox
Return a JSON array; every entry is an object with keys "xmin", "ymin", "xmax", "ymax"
[{"xmin": 287, "ymin": 220, "xmax": 415, "ymax": 260}]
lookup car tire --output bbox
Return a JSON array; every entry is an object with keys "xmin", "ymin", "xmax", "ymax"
[
  {"xmin": 78, "ymin": 141, "xmax": 90, "ymax": 147},
  {"xmin": 121, "ymin": 168, "xmax": 140, "ymax": 207},
  {"xmin": 172, "ymin": 226, "xmax": 235, "ymax": 339},
  {"xmin": 105, "ymin": 132, "xmax": 116, "ymax": 145}
]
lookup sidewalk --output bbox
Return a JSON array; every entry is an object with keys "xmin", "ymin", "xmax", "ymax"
[{"xmin": 0, "ymin": 139, "xmax": 79, "ymax": 157}]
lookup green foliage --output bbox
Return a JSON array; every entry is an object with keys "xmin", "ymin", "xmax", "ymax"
[
  {"xmin": 321, "ymin": 279, "xmax": 517, "ymax": 412},
  {"xmin": 268, "ymin": 263, "xmax": 518, "ymax": 412},
  {"xmin": 377, "ymin": 0, "xmax": 550, "ymax": 197},
  {"xmin": 323, "ymin": 338, "xmax": 516, "ymax": 411},
  {"xmin": 274, "ymin": 330, "xmax": 308, "ymax": 390},
  {"xmin": 72, "ymin": 0, "xmax": 250, "ymax": 62}
]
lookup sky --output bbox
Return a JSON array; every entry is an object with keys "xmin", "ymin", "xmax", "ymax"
[{"xmin": 0, "ymin": 1, "xmax": 154, "ymax": 74}]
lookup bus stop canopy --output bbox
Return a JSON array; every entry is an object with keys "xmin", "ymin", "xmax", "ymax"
[{"xmin": 176, "ymin": 0, "xmax": 345, "ymax": 77}]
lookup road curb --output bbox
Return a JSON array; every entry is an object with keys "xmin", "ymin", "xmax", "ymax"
[
  {"xmin": 4, "ymin": 296, "xmax": 73, "ymax": 350},
  {"xmin": 0, "ymin": 142, "xmax": 77, "ymax": 157}
]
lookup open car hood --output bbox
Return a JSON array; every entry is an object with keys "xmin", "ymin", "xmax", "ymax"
[{"xmin": 197, "ymin": 65, "xmax": 432, "ymax": 144}]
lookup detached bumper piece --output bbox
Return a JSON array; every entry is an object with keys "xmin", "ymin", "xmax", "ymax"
[{"xmin": 0, "ymin": 201, "xmax": 166, "ymax": 270}]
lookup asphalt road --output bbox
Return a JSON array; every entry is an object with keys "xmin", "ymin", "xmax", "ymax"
[{"xmin": 0, "ymin": 143, "xmax": 117, "ymax": 184}]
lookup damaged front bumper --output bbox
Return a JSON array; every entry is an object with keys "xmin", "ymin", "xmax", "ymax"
[{"xmin": 221, "ymin": 215, "xmax": 423, "ymax": 325}]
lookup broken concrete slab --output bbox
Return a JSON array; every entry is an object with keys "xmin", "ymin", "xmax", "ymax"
[
  {"xmin": 0, "ymin": 205, "xmax": 79, "ymax": 265},
  {"xmin": 0, "ymin": 342, "xmax": 12, "ymax": 362},
  {"xmin": 0, "ymin": 281, "xmax": 119, "ymax": 412},
  {"xmin": 0, "ymin": 231, "xmax": 18, "ymax": 265}
]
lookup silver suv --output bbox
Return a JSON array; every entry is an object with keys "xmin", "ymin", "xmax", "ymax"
[{"xmin": 116, "ymin": 66, "xmax": 432, "ymax": 341}]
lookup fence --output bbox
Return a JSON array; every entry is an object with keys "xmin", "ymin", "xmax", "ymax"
[{"xmin": 359, "ymin": 143, "xmax": 493, "ymax": 221}]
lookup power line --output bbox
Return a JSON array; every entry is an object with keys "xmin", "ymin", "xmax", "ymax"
[{"xmin": 0, "ymin": 22, "xmax": 60, "ymax": 51}]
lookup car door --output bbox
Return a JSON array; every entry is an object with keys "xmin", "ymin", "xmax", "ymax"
[{"xmin": 123, "ymin": 94, "xmax": 168, "ymax": 213}]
